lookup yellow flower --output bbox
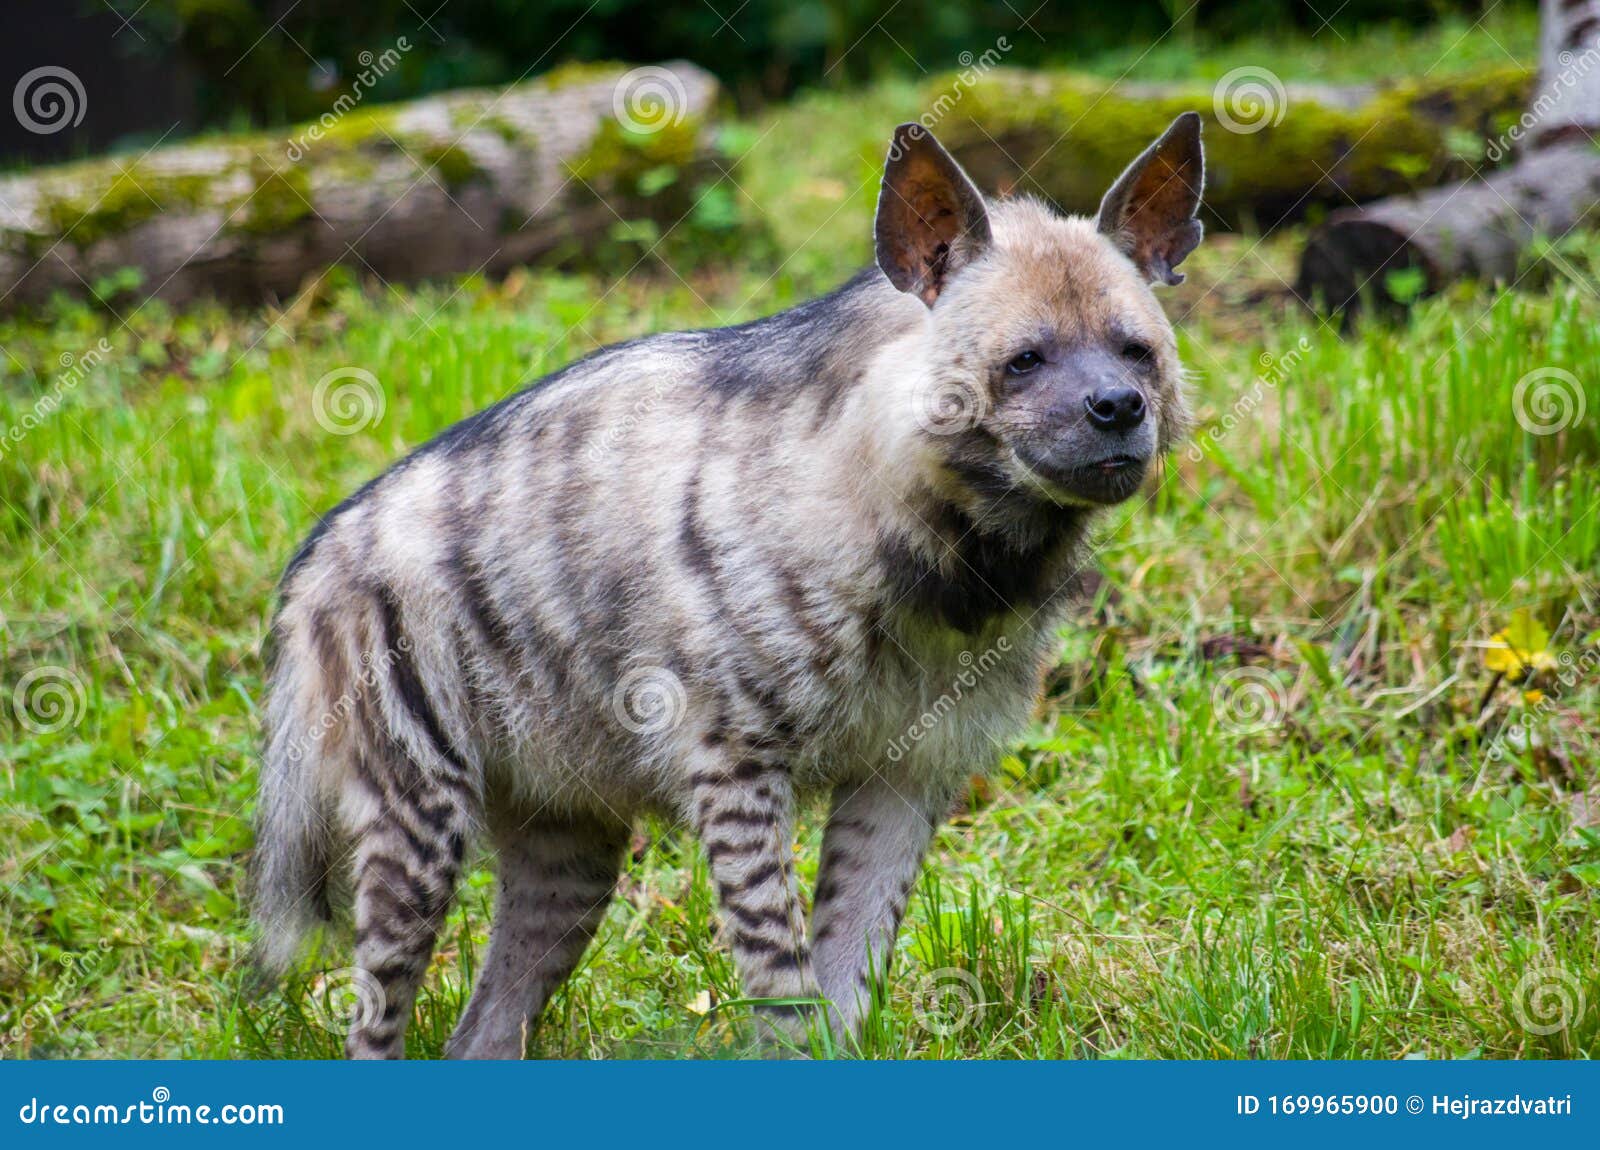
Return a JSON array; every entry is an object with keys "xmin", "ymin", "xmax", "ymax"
[{"xmin": 1484, "ymin": 608, "xmax": 1556, "ymax": 678}]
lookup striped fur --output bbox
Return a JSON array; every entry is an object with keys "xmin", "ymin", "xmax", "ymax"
[{"xmin": 251, "ymin": 117, "xmax": 1205, "ymax": 1057}]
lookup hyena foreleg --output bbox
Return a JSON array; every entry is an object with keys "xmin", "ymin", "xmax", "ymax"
[
  {"xmin": 810, "ymin": 775, "xmax": 951, "ymax": 1036},
  {"xmin": 690, "ymin": 747, "xmax": 819, "ymax": 1043},
  {"xmin": 446, "ymin": 808, "xmax": 627, "ymax": 1059}
]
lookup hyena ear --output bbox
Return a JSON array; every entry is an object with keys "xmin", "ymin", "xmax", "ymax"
[
  {"xmin": 875, "ymin": 123, "xmax": 992, "ymax": 307},
  {"xmin": 1096, "ymin": 111, "xmax": 1206, "ymax": 287}
]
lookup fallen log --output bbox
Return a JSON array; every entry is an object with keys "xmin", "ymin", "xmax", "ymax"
[
  {"xmin": 1297, "ymin": 0, "xmax": 1600, "ymax": 315},
  {"xmin": 928, "ymin": 64, "xmax": 1533, "ymax": 229},
  {"xmin": 1296, "ymin": 142, "xmax": 1600, "ymax": 313},
  {"xmin": 0, "ymin": 61, "xmax": 721, "ymax": 313}
]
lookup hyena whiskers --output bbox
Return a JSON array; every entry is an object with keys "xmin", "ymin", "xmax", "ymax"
[{"xmin": 252, "ymin": 114, "xmax": 1205, "ymax": 1058}]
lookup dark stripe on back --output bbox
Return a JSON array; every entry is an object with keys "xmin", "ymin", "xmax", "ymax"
[{"xmin": 373, "ymin": 582, "xmax": 471, "ymax": 775}]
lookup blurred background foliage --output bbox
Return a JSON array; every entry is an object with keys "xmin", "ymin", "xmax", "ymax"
[{"xmin": 0, "ymin": 0, "xmax": 1534, "ymax": 164}]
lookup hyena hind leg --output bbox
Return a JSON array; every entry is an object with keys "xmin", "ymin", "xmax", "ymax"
[
  {"xmin": 345, "ymin": 768, "xmax": 473, "ymax": 1059},
  {"xmin": 445, "ymin": 810, "xmax": 628, "ymax": 1060}
]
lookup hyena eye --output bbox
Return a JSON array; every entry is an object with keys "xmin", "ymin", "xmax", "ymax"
[
  {"xmin": 1120, "ymin": 340, "xmax": 1154, "ymax": 366},
  {"xmin": 1005, "ymin": 350, "xmax": 1044, "ymax": 376}
]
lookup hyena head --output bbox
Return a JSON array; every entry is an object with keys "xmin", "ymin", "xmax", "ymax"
[{"xmin": 875, "ymin": 114, "xmax": 1203, "ymax": 510}]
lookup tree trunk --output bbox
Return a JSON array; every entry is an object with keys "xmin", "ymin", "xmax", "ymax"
[
  {"xmin": 1297, "ymin": 0, "xmax": 1600, "ymax": 315},
  {"xmin": 0, "ymin": 62, "xmax": 719, "ymax": 314}
]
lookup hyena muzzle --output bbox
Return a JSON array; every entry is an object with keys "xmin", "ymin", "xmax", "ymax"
[{"xmin": 252, "ymin": 114, "xmax": 1205, "ymax": 1058}]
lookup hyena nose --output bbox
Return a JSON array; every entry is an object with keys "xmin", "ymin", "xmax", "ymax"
[{"xmin": 1084, "ymin": 385, "xmax": 1146, "ymax": 432}]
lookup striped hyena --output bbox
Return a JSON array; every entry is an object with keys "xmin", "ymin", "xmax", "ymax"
[{"xmin": 253, "ymin": 114, "xmax": 1205, "ymax": 1058}]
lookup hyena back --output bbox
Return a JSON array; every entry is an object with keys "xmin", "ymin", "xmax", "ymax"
[{"xmin": 253, "ymin": 115, "xmax": 1205, "ymax": 1058}]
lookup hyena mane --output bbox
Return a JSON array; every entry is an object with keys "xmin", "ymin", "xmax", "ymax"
[{"xmin": 252, "ymin": 115, "xmax": 1205, "ymax": 1057}]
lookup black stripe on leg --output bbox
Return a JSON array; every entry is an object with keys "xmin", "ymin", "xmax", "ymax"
[
  {"xmin": 719, "ymin": 860, "xmax": 781, "ymax": 893},
  {"xmin": 702, "ymin": 807, "xmax": 777, "ymax": 831}
]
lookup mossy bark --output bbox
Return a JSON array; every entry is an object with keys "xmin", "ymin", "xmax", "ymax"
[
  {"xmin": 928, "ymin": 65, "xmax": 1533, "ymax": 229},
  {"xmin": 0, "ymin": 61, "xmax": 721, "ymax": 312}
]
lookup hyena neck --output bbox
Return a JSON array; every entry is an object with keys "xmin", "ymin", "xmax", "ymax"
[{"xmin": 821, "ymin": 278, "xmax": 1096, "ymax": 638}]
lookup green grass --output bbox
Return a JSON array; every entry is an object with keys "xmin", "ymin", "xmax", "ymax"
[{"xmin": 2, "ymin": 10, "xmax": 1598, "ymax": 1060}]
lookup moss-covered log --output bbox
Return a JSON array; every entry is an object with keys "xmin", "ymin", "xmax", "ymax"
[
  {"xmin": 0, "ymin": 62, "xmax": 722, "ymax": 312},
  {"xmin": 1298, "ymin": 0, "xmax": 1600, "ymax": 316},
  {"xmin": 928, "ymin": 65, "xmax": 1533, "ymax": 228}
]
